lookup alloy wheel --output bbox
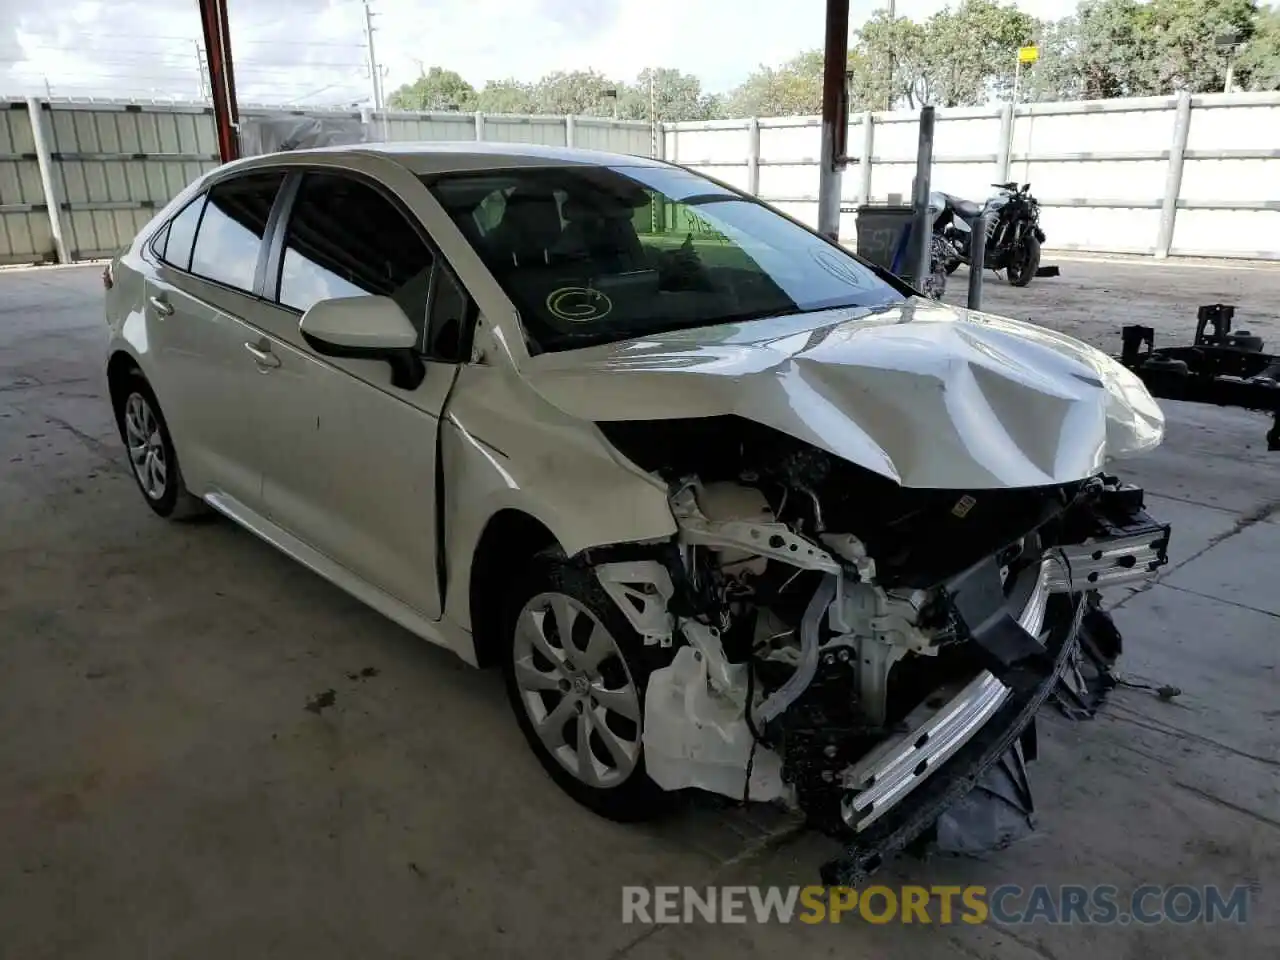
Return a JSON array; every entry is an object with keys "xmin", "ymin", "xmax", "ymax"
[
  {"xmin": 511, "ymin": 591, "xmax": 642, "ymax": 789},
  {"xmin": 123, "ymin": 392, "xmax": 167, "ymax": 500}
]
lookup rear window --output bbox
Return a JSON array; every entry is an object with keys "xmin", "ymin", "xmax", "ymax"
[
  {"xmin": 158, "ymin": 195, "xmax": 205, "ymax": 271},
  {"xmin": 189, "ymin": 172, "xmax": 285, "ymax": 293},
  {"xmin": 426, "ymin": 164, "xmax": 901, "ymax": 354}
]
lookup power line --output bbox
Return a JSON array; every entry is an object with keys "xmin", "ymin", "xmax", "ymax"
[
  {"xmin": 1, "ymin": 55, "xmax": 371, "ymax": 71},
  {"xmin": 6, "ymin": 33, "xmax": 365, "ymax": 47}
]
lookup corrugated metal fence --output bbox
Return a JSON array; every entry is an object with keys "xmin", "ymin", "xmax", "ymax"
[
  {"xmin": 0, "ymin": 99, "xmax": 651, "ymax": 266},
  {"xmin": 666, "ymin": 91, "xmax": 1280, "ymax": 261},
  {"xmin": 4, "ymin": 93, "xmax": 1276, "ymax": 265}
]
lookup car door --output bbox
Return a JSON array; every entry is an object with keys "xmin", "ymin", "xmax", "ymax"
[
  {"xmin": 246, "ymin": 170, "xmax": 464, "ymax": 621},
  {"xmin": 142, "ymin": 171, "xmax": 286, "ymax": 513}
]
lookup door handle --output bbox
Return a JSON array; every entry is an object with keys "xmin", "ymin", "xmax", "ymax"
[
  {"xmin": 244, "ymin": 340, "xmax": 282, "ymax": 369},
  {"xmin": 148, "ymin": 295, "xmax": 174, "ymax": 317}
]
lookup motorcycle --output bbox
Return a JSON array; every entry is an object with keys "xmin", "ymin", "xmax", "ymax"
[{"xmin": 931, "ymin": 182, "xmax": 1046, "ymax": 288}]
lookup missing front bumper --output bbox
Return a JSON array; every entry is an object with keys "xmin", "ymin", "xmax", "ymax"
[
  {"xmin": 837, "ymin": 556, "xmax": 1060, "ymax": 832},
  {"xmin": 820, "ymin": 593, "xmax": 1086, "ymax": 886}
]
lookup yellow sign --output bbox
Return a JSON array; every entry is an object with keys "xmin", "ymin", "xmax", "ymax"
[{"xmin": 1018, "ymin": 45, "xmax": 1040, "ymax": 63}]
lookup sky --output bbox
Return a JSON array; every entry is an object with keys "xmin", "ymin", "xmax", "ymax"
[{"xmin": 0, "ymin": 0, "xmax": 1078, "ymax": 104}]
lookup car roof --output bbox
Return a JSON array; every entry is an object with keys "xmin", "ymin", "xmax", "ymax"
[{"xmin": 233, "ymin": 140, "xmax": 669, "ymax": 176}]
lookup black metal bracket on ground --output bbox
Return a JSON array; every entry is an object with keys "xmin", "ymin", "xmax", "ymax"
[
  {"xmin": 1050, "ymin": 605, "xmax": 1120, "ymax": 720},
  {"xmin": 1118, "ymin": 304, "xmax": 1280, "ymax": 451}
]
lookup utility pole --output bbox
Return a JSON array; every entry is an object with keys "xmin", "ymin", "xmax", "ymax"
[
  {"xmin": 885, "ymin": 0, "xmax": 895, "ymax": 111},
  {"xmin": 363, "ymin": 0, "xmax": 384, "ymax": 116},
  {"xmin": 648, "ymin": 68, "xmax": 659, "ymax": 235},
  {"xmin": 1216, "ymin": 30, "xmax": 1243, "ymax": 94},
  {"xmin": 195, "ymin": 41, "xmax": 209, "ymax": 100},
  {"xmin": 648, "ymin": 69, "xmax": 658, "ymax": 157}
]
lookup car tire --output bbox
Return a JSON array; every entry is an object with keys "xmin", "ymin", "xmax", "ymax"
[
  {"xmin": 501, "ymin": 553, "xmax": 677, "ymax": 822},
  {"xmin": 115, "ymin": 373, "xmax": 207, "ymax": 521}
]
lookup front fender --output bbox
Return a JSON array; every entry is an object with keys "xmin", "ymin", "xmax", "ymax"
[{"xmin": 440, "ymin": 365, "xmax": 676, "ymax": 632}]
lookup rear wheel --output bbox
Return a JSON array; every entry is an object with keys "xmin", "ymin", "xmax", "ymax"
[
  {"xmin": 501, "ymin": 556, "xmax": 674, "ymax": 821},
  {"xmin": 115, "ymin": 374, "xmax": 206, "ymax": 520},
  {"xmin": 1007, "ymin": 234, "xmax": 1041, "ymax": 287}
]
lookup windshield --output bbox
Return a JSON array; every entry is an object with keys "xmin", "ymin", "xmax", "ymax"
[{"xmin": 426, "ymin": 164, "xmax": 904, "ymax": 353}]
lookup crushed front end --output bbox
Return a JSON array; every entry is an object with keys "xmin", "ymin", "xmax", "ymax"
[{"xmin": 588, "ymin": 418, "xmax": 1171, "ymax": 881}]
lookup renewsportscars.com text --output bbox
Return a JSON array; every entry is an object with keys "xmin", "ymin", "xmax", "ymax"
[{"xmin": 622, "ymin": 884, "xmax": 1252, "ymax": 926}]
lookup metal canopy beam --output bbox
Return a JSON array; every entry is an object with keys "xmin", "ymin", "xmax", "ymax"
[{"xmin": 198, "ymin": 0, "xmax": 240, "ymax": 163}]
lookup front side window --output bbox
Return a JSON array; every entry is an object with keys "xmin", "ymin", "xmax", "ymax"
[
  {"xmin": 427, "ymin": 165, "xmax": 903, "ymax": 353},
  {"xmin": 277, "ymin": 173, "xmax": 435, "ymax": 338},
  {"xmin": 189, "ymin": 172, "xmax": 284, "ymax": 293},
  {"xmin": 426, "ymin": 265, "xmax": 472, "ymax": 361}
]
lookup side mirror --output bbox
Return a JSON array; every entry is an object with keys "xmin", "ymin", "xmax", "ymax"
[{"xmin": 299, "ymin": 295, "xmax": 425, "ymax": 390}]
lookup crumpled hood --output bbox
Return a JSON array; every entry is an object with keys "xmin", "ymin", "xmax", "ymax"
[{"xmin": 522, "ymin": 298, "xmax": 1165, "ymax": 489}]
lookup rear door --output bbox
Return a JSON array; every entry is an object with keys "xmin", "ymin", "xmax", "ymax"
[
  {"xmin": 144, "ymin": 171, "xmax": 287, "ymax": 511},
  {"xmin": 247, "ymin": 170, "xmax": 465, "ymax": 620}
]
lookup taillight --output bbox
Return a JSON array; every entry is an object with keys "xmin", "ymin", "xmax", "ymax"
[{"xmin": 102, "ymin": 262, "xmax": 114, "ymax": 290}]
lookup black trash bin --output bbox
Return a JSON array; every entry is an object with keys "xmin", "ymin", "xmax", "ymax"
[{"xmin": 851, "ymin": 204, "xmax": 919, "ymax": 282}]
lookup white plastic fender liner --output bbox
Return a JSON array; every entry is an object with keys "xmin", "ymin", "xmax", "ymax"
[{"xmin": 643, "ymin": 646, "xmax": 789, "ymax": 802}]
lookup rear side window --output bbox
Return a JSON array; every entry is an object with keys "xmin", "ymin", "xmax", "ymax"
[
  {"xmin": 190, "ymin": 172, "xmax": 285, "ymax": 293},
  {"xmin": 277, "ymin": 172, "xmax": 434, "ymax": 336},
  {"xmin": 159, "ymin": 195, "xmax": 205, "ymax": 271}
]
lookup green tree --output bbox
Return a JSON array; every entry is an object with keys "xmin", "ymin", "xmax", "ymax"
[
  {"xmin": 1024, "ymin": 0, "xmax": 1258, "ymax": 100},
  {"xmin": 1147, "ymin": 0, "xmax": 1257, "ymax": 92},
  {"xmin": 475, "ymin": 79, "xmax": 536, "ymax": 114},
  {"xmin": 1240, "ymin": 5, "xmax": 1280, "ymax": 88},
  {"xmin": 617, "ymin": 68, "xmax": 718, "ymax": 122},
  {"xmin": 1021, "ymin": 16, "xmax": 1089, "ymax": 101},
  {"xmin": 849, "ymin": 13, "xmax": 928, "ymax": 108},
  {"xmin": 924, "ymin": 0, "xmax": 1038, "ymax": 104},
  {"xmin": 387, "ymin": 66, "xmax": 477, "ymax": 111},
  {"xmin": 720, "ymin": 50, "xmax": 825, "ymax": 117},
  {"xmin": 529, "ymin": 69, "xmax": 621, "ymax": 116},
  {"xmin": 846, "ymin": 3, "xmax": 1033, "ymax": 109}
]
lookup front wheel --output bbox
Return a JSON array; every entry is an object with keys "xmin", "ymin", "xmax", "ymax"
[
  {"xmin": 501, "ymin": 556, "xmax": 675, "ymax": 821},
  {"xmin": 1007, "ymin": 234, "xmax": 1041, "ymax": 287}
]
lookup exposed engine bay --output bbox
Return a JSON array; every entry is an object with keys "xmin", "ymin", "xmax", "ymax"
[{"xmin": 586, "ymin": 416, "xmax": 1170, "ymax": 881}]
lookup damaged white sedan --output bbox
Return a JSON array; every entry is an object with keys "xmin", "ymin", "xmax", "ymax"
[{"xmin": 104, "ymin": 143, "xmax": 1171, "ymax": 882}]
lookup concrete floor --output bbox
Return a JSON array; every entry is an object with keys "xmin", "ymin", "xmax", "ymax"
[
  {"xmin": 1, "ymin": 261, "xmax": 1277, "ymax": 958},
  {"xmin": 942, "ymin": 254, "xmax": 1280, "ymax": 350}
]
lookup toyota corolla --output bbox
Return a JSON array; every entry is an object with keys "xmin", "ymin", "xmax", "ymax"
[{"xmin": 103, "ymin": 142, "xmax": 1171, "ymax": 882}]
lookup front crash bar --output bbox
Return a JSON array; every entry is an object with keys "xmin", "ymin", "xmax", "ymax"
[
  {"xmin": 838, "ymin": 556, "xmax": 1058, "ymax": 832},
  {"xmin": 819, "ymin": 592, "xmax": 1085, "ymax": 887},
  {"xmin": 1049, "ymin": 523, "xmax": 1169, "ymax": 593}
]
